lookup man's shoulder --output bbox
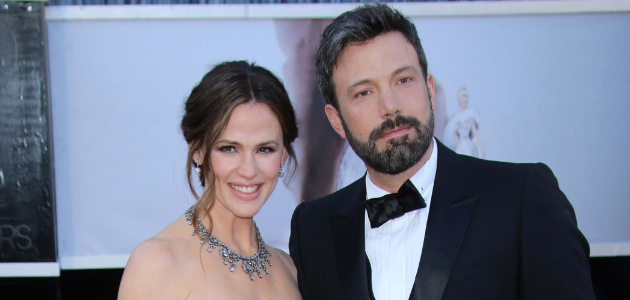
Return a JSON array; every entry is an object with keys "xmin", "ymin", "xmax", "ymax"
[
  {"xmin": 437, "ymin": 139, "xmax": 537, "ymax": 178},
  {"xmin": 293, "ymin": 177, "xmax": 364, "ymax": 221},
  {"xmin": 450, "ymin": 152, "xmax": 557, "ymax": 193},
  {"xmin": 455, "ymin": 153, "xmax": 539, "ymax": 177}
]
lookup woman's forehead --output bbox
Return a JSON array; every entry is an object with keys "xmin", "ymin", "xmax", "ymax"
[{"xmin": 220, "ymin": 103, "xmax": 283, "ymax": 143}]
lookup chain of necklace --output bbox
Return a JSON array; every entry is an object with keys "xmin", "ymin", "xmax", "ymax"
[{"xmin": 185, "ymin": 205, "xmax": 272, "ymax": 281}]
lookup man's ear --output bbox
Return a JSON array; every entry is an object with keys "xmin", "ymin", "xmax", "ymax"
[
  {"xmin": 324, "ymin": 104, "xmax": 347, "ymax": 139},
  {"xmin": 427, "ymin": 74, "xmax": 436, "ymax": 111}
]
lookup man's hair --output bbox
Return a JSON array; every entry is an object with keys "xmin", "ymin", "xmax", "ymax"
[{"xmin": 315, "ymin": 2, "xmax": 428, "ymax": 110}]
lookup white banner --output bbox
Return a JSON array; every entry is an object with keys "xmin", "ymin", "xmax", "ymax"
[{"xmin": 48, "ymin": 11, "xmax": 630, "ymax": 268}]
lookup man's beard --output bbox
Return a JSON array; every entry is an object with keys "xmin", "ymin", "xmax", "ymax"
[{"xmin": 341, "ymin": 111, "xmax": 434, "ymax": 175}]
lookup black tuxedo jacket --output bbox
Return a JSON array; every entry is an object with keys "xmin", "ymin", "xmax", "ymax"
[{"xmin": 289, "ymin": 141, "xmax": 595, "ymax": 300}]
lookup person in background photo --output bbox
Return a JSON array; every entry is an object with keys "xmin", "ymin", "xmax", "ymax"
[
  {"xmin": 118, "ymin": 61, "xmax": 301, "ymax": 300},
  {"xmin": 443, "ymin": 85, "xmax": 485, "ymax": 158},
  {"xmin": 274, "ymin": 19, "xmax": 344, "ymax": 201},
  {"xmin": 289, "ymin": 3, "xmax": 596, "ymax": 300}
]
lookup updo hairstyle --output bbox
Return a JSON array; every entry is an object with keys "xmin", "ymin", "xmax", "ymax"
[{"xmin": 180, "ymin": 61, "xmax": 298, "ymax": 232}]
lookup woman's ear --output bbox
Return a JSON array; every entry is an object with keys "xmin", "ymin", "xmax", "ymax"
[
  {"xmin": 192, "ymin": 149, "xmax": 205, "ymax": 165},
  {"xmin": 281, "ymin": 149, "xmax": 289, "ymax": 166}
]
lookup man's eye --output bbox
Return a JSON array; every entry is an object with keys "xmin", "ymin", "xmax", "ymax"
[
  {"xmin": 356, "ymin": 90, "xmax": 371, "ymax": 98},
  {"xmin": 398, "ymin": 78, "xmax": 411, "ymax": 84}
]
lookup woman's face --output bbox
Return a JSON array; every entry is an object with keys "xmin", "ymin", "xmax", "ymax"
[
  {"xmin": 458, "ymin": 91, "xmax": 469, "ymax": 109},
  {"xmin": 209, "ymin": 102, "xmax": 286, "ymax": 219}
]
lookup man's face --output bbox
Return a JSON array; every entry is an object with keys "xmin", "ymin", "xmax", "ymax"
[{"xmin": 326, "ymin": 31, "xmax": 436, "ymax": 175}]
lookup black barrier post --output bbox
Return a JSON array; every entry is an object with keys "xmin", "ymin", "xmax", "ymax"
[{"xmin": 0, "ymin": 1, "xmax": 58, "ymax": 298}]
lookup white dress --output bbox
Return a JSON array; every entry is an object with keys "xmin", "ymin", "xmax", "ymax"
[{"xmin": 444, "ymin": 108, "xmax": 483, "ymax": 158}]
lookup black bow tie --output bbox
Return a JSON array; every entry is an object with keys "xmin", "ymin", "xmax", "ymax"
[{"xmin": 365, "ymin": 180, "xmax": 426, "ymax": 228}]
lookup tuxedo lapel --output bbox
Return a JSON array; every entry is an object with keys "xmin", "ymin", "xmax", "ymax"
[
  {"xmin": 410, "ymin": 141, "xmax": 477, "ymax": 300},
  {"xmin": 329, "ymin": 175, "xmax": 370, "ymax": 300}
]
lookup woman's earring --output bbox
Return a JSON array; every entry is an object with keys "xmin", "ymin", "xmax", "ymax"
[
  {"xmin": 278, "ymin": 164, "xmax": 284, "ymax": 178},
  {"xmin": 194, "ymin": 160, "xmax": 201, "ymax": 174}
]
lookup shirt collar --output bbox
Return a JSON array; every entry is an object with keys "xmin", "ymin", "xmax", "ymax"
[{"xmin": 366, "ymin": 137, "xmax": 438, "ymax": 200}]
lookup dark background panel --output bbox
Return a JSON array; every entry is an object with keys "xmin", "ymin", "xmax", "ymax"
[
  {"xmin": 591, "ymin": 256, "xmax": 630, "ymax": 300},
  {"xmin": 0, "ymin": 1, "xmax": 56, "ymax": 263},
  {"xmin": 0, "ymin": 276, "xmax": 60, "ymax": 300},
  {"xmin": 60, "ymin": 269, "xmax": 125, "ymax": 300}
]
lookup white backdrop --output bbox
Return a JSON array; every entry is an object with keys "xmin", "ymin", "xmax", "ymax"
[{"xmin": 47, "ymin": 9, "xmax": 630, "ymax": 268}]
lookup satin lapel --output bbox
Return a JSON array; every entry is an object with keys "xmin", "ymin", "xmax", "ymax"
[
  {"xmin": 330, "ymin": 175, "xmax": 370, "ymax": 300},
  {"xmin": 410, "ymin": 141, "xmax": 477, "ymax": 300}
]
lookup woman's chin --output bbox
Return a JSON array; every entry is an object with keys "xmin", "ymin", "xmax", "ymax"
[{"xmin": 232, "ymin": 207, "xmax": 264, "ymax": 219}]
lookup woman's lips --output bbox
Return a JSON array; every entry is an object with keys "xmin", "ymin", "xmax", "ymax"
[{"xmin": 229, "ymin": 184, "xmax": 262, "ymax": 201}]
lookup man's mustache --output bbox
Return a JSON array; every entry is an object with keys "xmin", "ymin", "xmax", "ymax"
[{"xmin": 368, "ymin": 115, "xmax": 422, "ymax": 141}]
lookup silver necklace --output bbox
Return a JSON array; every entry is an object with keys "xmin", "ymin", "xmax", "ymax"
[{"xmin": 185, "ymin": 205, "xmax": 272, "ymax": 281}]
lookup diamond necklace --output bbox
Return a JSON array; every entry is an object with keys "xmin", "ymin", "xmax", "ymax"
[{"xmin": 185, "ymin": 205, "xmax": 272, "ymax": 281}]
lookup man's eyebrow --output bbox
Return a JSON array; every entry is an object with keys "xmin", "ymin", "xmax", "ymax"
[
  {"xmin": 392, "ymin": 65, "xmax": 416, "ymax": 77},
  {"xmin": 347, "ymin": 79, "xmax": 372, "ymax": 94},
  {"xmin": 346, "ymin": 66, "xmax": 419, "ymax": 94}
]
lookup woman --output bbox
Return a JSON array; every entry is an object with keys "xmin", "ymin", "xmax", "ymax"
[
  {"xmin": 443, "ymin": 86, "xmax": 485, "ymax": 158},
  {"xmin": 118, "ymin": 61, "xmax": 301, "ymax": 299}
]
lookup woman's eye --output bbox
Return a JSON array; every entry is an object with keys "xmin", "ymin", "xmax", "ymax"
[
  {"xmin": 356, "ymin": 90, "xmax": 371, "ymax": 98},
  {"xmin": 219, "ymin": 146, "xmax": 236, "ymax": 153},
  {"xmin": 258, "ymin": 147, "xmax": 276, "ymax": 154}
]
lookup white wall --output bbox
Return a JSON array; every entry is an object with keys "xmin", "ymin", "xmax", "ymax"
[{"xmin": 47, "ymin": 7, "xmax": 630, "ymax": 268}]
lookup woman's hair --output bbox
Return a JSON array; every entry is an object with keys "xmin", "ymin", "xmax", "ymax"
[{"xmin": 180, "ymin": 60, "xmax": 298, "ymax": 232}]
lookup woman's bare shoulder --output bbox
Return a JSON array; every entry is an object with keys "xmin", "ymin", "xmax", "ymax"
[
  {"xmin": 128, "ymin": 237, "xmax": 179, "ymax": 270},
  {"xmin": 118, "ymin": 218, "xmax": 192, "ymax": 300},
  {"xmin": 267, "ymin": 246, "xmax": 297, "ymax": 282},
  {"xmin": 118, "ymin": 238, "xmax": 183, "ymax": 300}
]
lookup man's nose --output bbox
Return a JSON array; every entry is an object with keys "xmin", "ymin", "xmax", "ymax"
[{"xmin": 379, "ymin": 87, "xmax": 401, "ymax": 119}]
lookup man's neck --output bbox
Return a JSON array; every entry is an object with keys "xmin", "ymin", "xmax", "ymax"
[{"xmin": 366, "ymin": 139, "xmax": 434, "ymax": 193}]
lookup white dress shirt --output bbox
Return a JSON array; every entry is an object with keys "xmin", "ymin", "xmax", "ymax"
[{"xmin": 365, "ymin": 138, "xmax": 438, "ymax": 300}]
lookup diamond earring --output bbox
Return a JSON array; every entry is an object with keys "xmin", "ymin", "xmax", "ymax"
[
  {"xmin": 278, "ymin": 164, "xmax": 284, "ymax": 178},
  {"xmin": 194, "ymin": 160, "xmax": 201, "ymax": 174}
]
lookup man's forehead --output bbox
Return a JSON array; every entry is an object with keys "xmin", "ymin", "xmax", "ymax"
[
  {"xmin": 333, "ymin": 55, "xmax": 422, "ymax": 87},
  {"xmin": 332, "ymin": 32, "xmax": 419, "ymax": 76}
]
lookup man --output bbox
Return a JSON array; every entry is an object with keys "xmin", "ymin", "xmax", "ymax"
[{"xmin": 289, "ymin": 3, "xmax": 596, "ymax": 300}]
